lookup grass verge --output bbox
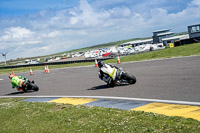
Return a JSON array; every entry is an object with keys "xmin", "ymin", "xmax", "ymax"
[
  {"xmin": 0, "ymin": 98, "xmax": 200, "ymax": 133},
  {"xmin": 0, "ymin": 43, "xmax": 200, "ymax": 75},
  {"xmin": 105, "ymin": 43, "xmax": 200, "ymax": 63}
]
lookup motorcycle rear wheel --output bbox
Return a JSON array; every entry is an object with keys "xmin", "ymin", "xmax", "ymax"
[
  {"xmin": 107, "ymin": 81, "xmax": 115, "ymax": 87},
  {"xmin": 22, "ymin": 86, "xmax": 27, "ymax": 92}
]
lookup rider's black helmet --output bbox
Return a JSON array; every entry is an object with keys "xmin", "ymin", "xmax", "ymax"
[{"xmin": 98, "ymin": 61, "xmax": 104, "ymax": 68}]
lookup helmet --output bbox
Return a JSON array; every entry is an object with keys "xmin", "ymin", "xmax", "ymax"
[
  {"xmin": 9, "ymin": 74, "xmax": 14, "ymax": 79},
  {"xmin": 98, "ymin": 61, "xmax": 104, "ymax": 68}
]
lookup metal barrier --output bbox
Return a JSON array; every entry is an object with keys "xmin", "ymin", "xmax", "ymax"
[{"xmin": 0, "ymin": 58, "xmax": 114, "ymax": 69}]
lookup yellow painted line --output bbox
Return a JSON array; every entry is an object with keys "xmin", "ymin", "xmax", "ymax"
[
  {"xmin": 131, "ymin": 103, "xmax": 200, "ymax": 121},
  {"xmin": 48, "ymin": 98, "xmax": 98, "ymax": 105}
]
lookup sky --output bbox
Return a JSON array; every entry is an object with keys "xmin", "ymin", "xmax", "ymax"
[{"xmin": 0, "ymin": 0, "xmax": 200, "ymax": 62}]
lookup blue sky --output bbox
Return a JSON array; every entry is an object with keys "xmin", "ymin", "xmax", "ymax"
[
  {"xmin": 0, "ymin": 0, "xmax": 190, "ymax": 16},
  {"xmin": 0, "ymin": 0, "xmax": 200, "ymax": 61},
  {"xmin": 0, "ymin": 0, "xmax": 78, "ymax": 15}
]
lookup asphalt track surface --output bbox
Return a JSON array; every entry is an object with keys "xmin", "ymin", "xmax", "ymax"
[{"xmin": 0, "ymin": 56, "xmax": 200, "ymax": 103}]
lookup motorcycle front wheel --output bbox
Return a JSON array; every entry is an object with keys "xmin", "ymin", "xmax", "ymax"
[
  {"xmin": 27, "ymin": 83, "xmax": 39, "ymax": 91},
  {"xmin": 121, "ymin": 73, "xmax": 136, "ymax": 84}
]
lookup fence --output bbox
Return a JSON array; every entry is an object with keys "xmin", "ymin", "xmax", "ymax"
[{"xmin": 0, "ymin": 58, "xmax": 113, "ymax": 69}]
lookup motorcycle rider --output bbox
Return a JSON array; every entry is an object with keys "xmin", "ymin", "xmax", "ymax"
[
  {"xmin": 9, "ymin": 74, "xmax": 27, "ymax": 91},
  {"xmin": 98, "ymin": 61, "xmax": 120, "ymax": 87}
]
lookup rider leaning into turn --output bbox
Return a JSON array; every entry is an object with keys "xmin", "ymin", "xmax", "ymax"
[
  {"xmin": 9, "ymin": 74, "xmax": 27, "ymax": 90},
  {"xmin": 98, "ymin": 61, "xmax": 120, "ymax": 86}
]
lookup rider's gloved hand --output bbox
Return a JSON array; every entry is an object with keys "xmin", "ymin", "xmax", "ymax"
[{"xmin": 114, "ymin": 66, "xmax": 119, "ymax": 69}]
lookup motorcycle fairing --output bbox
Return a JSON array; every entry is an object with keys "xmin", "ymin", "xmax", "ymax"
[{"xmin": 101, "ymin": 64, "xmax": 117, "ymax": 80}]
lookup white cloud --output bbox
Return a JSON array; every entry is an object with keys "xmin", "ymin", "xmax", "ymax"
[
  {"xmin": 70, "ymin": 0, "xmax": 100, "ymax": 26},
  {"xmin": 191, "ymin": 0, "xmax": 200, "ymax": 6},
  {"xmin": 43, "ymin": 31, "xmax": 62, "ymax": 38},
  {"xmin": 0, "ymin": 0, "xmax": 200, "ymax": 62},
  {"xmin": 0, "ymin": 27, "xmax": 34, "ymax": 41},
  {"xmin": 0, "ymin": 27, "xmax": 41, "ymax": 52}
]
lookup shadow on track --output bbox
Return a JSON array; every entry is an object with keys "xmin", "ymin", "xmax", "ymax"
[
  {"xmin": 5, "ymin": 91, "xmax": 35, "ymax": 96},
  {"xmin": 88, "ymin": 85, "xmax": 110, "ymax": 90},
  {"xmin": 88, "ymin": 83, "xmax": 130, "ymax": 90}
]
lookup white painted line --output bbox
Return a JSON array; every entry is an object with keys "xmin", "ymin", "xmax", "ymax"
[
  {"xmin": 35, "ymin": 55, "xmax": 200, "ymax": 71},
  {"xmin": 50, "ymin": 55, "xmax": 200, "ymax": 69},
  {"xmin": 0, "ymin": 79, "xmax": 3, "ymax": 81},
  {"xmin": 0, "ymin": 95, "xmax": 200, "ymax": 106},
  {"xmin": 120, "ymin": 55, "xmax": 200, "ymax": 65},
  {"xmin": 0, "ymin": 55, "xmax": 199, "ymax": 76}
]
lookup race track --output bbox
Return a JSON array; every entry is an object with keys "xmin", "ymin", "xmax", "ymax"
[{"xmin": 0, "ymin": 56, "xmax": 200, "ymax": 102}]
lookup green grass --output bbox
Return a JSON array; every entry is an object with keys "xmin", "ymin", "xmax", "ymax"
[
  {"xmin": 0, "ymin": 62, "xmax": 95, "ymax": 75},
  {"xmin": 0, "ymin": 43, "xmax": 200, "ymax": 75},
  {"xmin": 0, "ymin": 98, "xmax": 200, "ymax": 133},
  {"xmin": 106, "ymin": 43, "xmax": 200, "ymax": 63}
]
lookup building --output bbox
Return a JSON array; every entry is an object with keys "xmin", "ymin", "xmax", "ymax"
[
  {"xmin": 152, "ymin": 29, "xmax": 174, "ymax": 44},
  {"xmin": 175, "ymin": 24, "xmax": 200, "ymax": 46},
  {"xmin": 162, "ymin": 34, "xmax": 189, "ymax": 46},
  {"xmin": 120, "ymin": 29, "xmax": 174, "ymax": 47},
  {"xmin": 188, "ymin": 24, "xmax": 200, "ymax": 39},
  {"xmin": 120, "ymin": 24, "xmax": 200, "ymax": 48},
  {"xmin": 120, "ymin": 39, "xmax": 153, "ymax": 47}
]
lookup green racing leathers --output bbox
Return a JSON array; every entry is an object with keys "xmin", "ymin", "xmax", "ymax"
[{"xmin": 11, "ymin": 76, "xmax": 26, "ymax": 89}]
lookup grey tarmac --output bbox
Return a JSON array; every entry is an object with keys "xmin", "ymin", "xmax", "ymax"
[{"xmin": 0, "ymin": 55, "xmax": 200, "ymax": 103}]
